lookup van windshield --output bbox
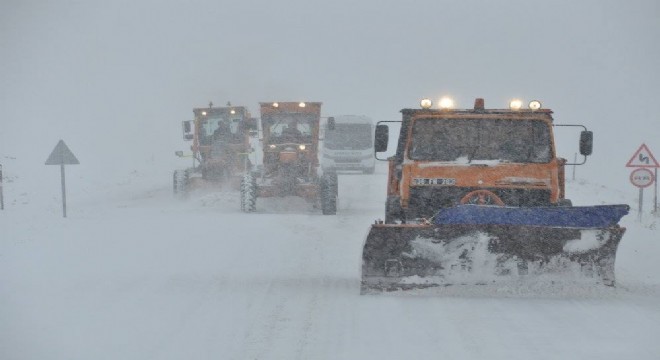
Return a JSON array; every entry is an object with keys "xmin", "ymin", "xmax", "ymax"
[
  {"xmin": 325, "ymin": 123, "xmax": 372, "ymax": 150},
  {"xmin": 409, "ymin": 118, "xmax": 552, "ymax": 163}
]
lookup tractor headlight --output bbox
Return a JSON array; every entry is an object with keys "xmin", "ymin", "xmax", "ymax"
[
  {"xmin": 438, "ymin": 97, "xmax": 455, "ymax": 110},
  {"xmin": 420, "ymin": 98, "xmax": 433, "ymax": 109},
  {"xmin": 529, "ymin": 100, "xmax": 542, "ymax": 110},
  {"xmin": 299, "ymin": 144, "xmax": 306, "ymax": 150},
  {"xmin": 509, "ymin": 99, "xmax": 523, "ymax": 110}
]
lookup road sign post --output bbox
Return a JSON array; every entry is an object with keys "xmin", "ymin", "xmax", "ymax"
[
  {"xmin": 45, "ymin": 140, "xmax": 80, "ymax": 218},
  {"xmin": 626, "ymin": 143, "xmax": 659, "ymax": 220},
  {"xmin": 652, "ymin": 172, "xmax": 657, "ymax": 215},
  {"xmin": 629, "ymin": 167, "xmax": 655, "ymax": 221},
  {"xmin": 0, "ymin": 164, "xmax": 4, "ymax": 210}
]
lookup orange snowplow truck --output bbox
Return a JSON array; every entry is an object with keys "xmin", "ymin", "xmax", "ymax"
[{"xmin": 376, "ymin": 98, "xmax": 593, "ymax": 223}]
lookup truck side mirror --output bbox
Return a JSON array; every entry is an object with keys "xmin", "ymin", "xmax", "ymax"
[
  {"xmin": 579, "ymin": 130, "xmax": 593, "ymax": 156},
  {"xmin": 375, "ymin": 124, "xmax": 389, "ymax": 152},
  {"xmin": 240, "ymin": 118, "xmax": 258, "ymax": 133},
  {"xmin": 182, "ymin": 120, "xmax": 194, "ymax": 141},
  {"xmin": 327, "ymin": 117, "xmax": 335, "ymax": 131}
]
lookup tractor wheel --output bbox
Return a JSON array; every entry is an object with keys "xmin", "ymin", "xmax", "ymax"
[
  {"xmin": 240, "ymin": 174, "xmax": 257, "ymax": 212},
  {"xmin": 173, "ymin": 169, "xmax": 189, "ymax": 198},
  {"xmin": 320, "ymin": 173, "xmax": 337, "ymax": 215}
]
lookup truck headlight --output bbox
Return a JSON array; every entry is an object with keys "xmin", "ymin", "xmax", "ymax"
[
  {"xmin": 438, "ymin": 97, "xmax": 455, "ymax": 110},
  {"xmin": 272, "ymin": 102, "xmax": 279, "ymax": 108},
  {"xmin": 299, "ymin": 144, "xmax": 306, "ymax": 150},
  {"xmin": 529, "ymin": 100, "xmax": 542, "ymax": 110},
  {"xmin": 509, "ymin": 99, "xmax": 523, "ymax": 110},
  {"xmin": 269, "ymin": 144, "xmax": 277, "ymax": 149},
  {"xmin": 420, "ymin": 98, "xmax": 433, "ymax": 109},
  {"xmin": 298, "ymin": 102, "xmax": 306, "ymax": 108}
]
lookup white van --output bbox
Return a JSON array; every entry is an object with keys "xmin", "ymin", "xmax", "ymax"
[{"xmin": 322, "ymin": 115, "xmax": 375, "ymax": 174}]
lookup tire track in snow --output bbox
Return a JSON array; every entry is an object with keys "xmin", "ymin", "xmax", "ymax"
[
  {"xmin": 234, "ymin": 220, "xmax": 350, "ymax": 360},
  {"xmin": 236, "ymin": 222, "xmax": 321, "ymax": 360}
]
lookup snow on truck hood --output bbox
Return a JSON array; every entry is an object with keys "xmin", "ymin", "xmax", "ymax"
[{"xmin": 411, "ymin": 157, "xmax": 508, "ymax": 167}]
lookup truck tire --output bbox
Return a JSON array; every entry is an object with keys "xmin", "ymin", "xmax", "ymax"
[
  {"xmin": 240, "ymin": 174, "xmax": 257, "ymax": 212},
  {"xmin": 385, "ymin": 196, "xmax": 403, "ymax": 224}
]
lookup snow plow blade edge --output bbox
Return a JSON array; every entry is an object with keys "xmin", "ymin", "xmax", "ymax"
[{"xmin": 361, "ymin": 205, "xmax": 629, "ymax": 293}]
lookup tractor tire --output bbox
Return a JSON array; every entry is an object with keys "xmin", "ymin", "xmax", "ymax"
[
  {"xmin": 320, "ymin": 173, "xmax": 338, "ymax": 215},
  {"xmin": 173, "ymin": 169, "xmax": 189, "ymax": 198},
  {"xmin": 240, "ymin": 174, "xmax": 257, "ymax": 212}
]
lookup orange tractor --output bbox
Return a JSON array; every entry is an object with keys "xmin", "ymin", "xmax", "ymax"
[
  {"xmin": 240, "ymin": 102, "xmax": 338, "ymax": 214},
  {"xmin": 174, "ymin": 103, "xmax": 256, "ymax": 195},
  {"xmin": 361, "ymin": 97, "xmax": 629, "ymax": 292}
]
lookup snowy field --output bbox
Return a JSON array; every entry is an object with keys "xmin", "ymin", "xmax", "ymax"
[{"xmin": 1, "ymin": 160, "xmax": 659, "ymax": 360}]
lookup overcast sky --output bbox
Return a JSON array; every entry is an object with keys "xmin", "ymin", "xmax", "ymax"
[{"xmin": 1, "ymin": 0, "xmax": 659, "ymax": 191}]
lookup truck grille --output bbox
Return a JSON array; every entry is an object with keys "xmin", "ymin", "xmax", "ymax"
[
  {"xmin": 333, "ymin": 158, "xmax": 361, "ymax": 163},
  {"xmin": 408, "ymin": 187, "xmax": 552, "ymax": 219}
]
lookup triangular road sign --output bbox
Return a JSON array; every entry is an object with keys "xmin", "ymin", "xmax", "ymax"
[
  {"xmin": 626, "ymin": 143, "xmax": 659, "ymax": 168},
  {"xmin": 45, "ymin": 140, "xmax": 80, "ymax": 165}
]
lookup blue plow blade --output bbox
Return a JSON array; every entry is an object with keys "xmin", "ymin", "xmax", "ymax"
[
  {"xmin": 433, "ymin": 204, "xmax": 630, "ymax": 228},
  {"xmin": 361, "ymin": 204, "xmax": 630, "ymax": 293}
]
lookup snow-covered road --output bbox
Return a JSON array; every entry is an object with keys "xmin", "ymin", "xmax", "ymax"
[{"xmin": 2, "ymin": 163, "xmax": 660, "ymax": 359}]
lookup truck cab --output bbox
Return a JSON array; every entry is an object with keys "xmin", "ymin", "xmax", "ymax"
[{"xmin": 376, "ymin": 98, "xmax": 593, "ymax": 223}]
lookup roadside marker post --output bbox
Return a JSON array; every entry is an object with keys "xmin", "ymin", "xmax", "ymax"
[
  {"xmin": 0, "ymin": 164, "xmax": 4, "ymax": 210},
  {"xmin": 45, "ymin": 140, "xmax": 80, "ymax": 218}
]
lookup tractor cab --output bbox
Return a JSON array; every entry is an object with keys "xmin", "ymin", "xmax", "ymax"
[
  {"xmin": 194, "ymin": 106, "xmax": 251, "ymax": 148},
  {"xmin": 173, "ymin": 103, "xmax": 257, "ymax": 194},
  {"xmin": 239, "ymin": 101, "xmax": 337, "ymax": 215},
  {"xmin": 259, "ymin": 102, "xmax": 321, "ymax": 176}
]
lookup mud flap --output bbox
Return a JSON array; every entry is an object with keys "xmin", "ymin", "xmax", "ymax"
[{"xmin": 361, "ymin": 223, "xmax": 626, "ymax": 293}]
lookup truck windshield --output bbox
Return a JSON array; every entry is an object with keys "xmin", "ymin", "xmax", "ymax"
[
  {"xmin": 409, "ymin": 118, "xmax": 552, "ymax": 163},
  {"xmin": 325, "ymin": 123, "xmax": 372, "ymax": 150}
]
